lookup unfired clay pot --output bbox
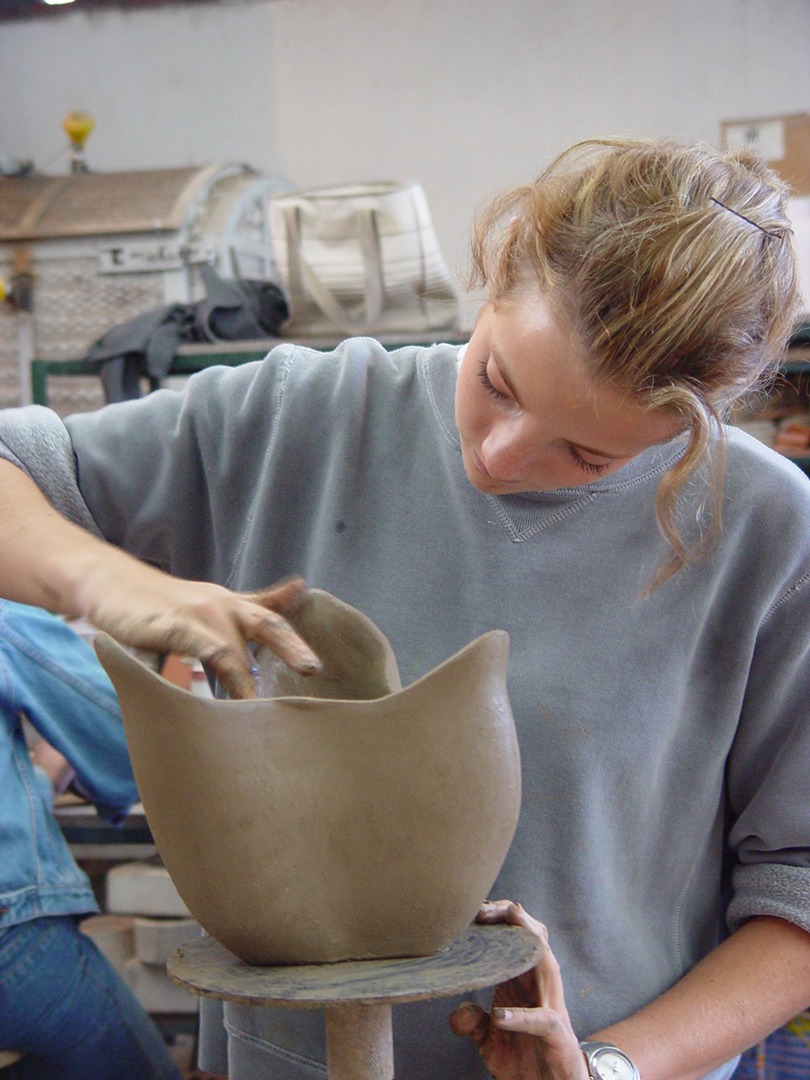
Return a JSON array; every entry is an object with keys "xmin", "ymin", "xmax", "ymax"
[{"xmin": 95, "ymin": 590, "xmax": 521, "ymax": 965}]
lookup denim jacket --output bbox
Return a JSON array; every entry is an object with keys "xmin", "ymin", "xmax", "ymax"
[{"xmin": 0, "ymin": 600, "xmax": 137, "ymax": 928}]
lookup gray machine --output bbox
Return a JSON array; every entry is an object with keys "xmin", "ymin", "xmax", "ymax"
[{"xmin": 0, "ymin": 164, "xmax": 290, "ymax": 415}]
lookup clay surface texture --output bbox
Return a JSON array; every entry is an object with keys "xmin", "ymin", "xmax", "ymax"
[{"xmin": 96, "ymin": 590, "xmax": 521, "ymax": 965}]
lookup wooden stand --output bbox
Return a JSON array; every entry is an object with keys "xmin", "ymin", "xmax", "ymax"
[{"xmin": 169, "ymin": 923, "xmax": 543, "ymax": 1079}]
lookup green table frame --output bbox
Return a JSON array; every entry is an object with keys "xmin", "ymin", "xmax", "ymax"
[{"xmin": 29, "ymin": 334, "xmax": 469, "ymax": 408}]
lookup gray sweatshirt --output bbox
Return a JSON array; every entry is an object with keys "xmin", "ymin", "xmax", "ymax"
[{"xmin": 1, "ymin": 337, "xmax": 809, "ymax": 1080}]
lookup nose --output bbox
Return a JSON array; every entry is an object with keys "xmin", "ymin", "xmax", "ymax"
[{"xmin": 479, "ymin": 418, "xmax": 537, "ymax": 482}]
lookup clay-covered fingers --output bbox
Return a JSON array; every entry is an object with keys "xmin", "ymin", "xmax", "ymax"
[
  {"xmin": 490, "ymin": 1005, "xmax": 569, "ymax": 1038},
  {"xmin": 236, "ymin": 595, "xmax": 321, "ymax": 675},
  {"xmin": 452, "ymin": 903, "xmax": 585, "ymax": 1080},
  {"xmin": 120, "ymin": 602, "xmax": 263, "ymax": 701},
  {"xmin": 484, "ymin": 903, "xmax": 572, "ymax": 1024},
  {"xmin": 87, "ymin": 573, "xmax": 322, "ymax": 700},
  {"xmin": 193, "ymin": 586, "xmax": 322, "ymax": 699},
  {"xmin": 477, "ymin": 900, "xmax": 549, "ymax": 940},
  {"xmin": 250, "ymin": 576, "xmax": 311, "ymax": 616},
  {"xmin": 241, "ymin": 578, "xmax": 321, "ymax": 670},
  {"xmin": 448, "ymin": 1001, "xmax": 491, "ymax": 1045},
  {"xmin": 477, "ymin": 901, "xmax": 574, "ymax": 1026}
]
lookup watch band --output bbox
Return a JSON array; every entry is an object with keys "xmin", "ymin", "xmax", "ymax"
[{"xmin": 580, "ymin": 1040, "xmax": 641, "ymax": 1080}]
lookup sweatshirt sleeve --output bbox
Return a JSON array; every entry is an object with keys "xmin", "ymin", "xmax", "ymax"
[
  {"xmin": 725, "ymin": 564, "xmax": 810, "ymax": 935},
  {"xmin": 0, "ymin": 404, "xmax": 101, "ymax": 534},
  {"xmin": 0, "ymin": 601, "xmax": 137, "ymax": 823}
]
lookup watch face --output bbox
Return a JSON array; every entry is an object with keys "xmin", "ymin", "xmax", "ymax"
[{"xmin": 593, "ymin": 1048, "xmax": 637, "ymax": 1080}]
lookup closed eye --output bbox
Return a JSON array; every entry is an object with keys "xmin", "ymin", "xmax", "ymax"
[
  {"xmin": 478, "ymin": 359, "xmax": 510, "ymax": 401},
  {"xmin": 567, "ymin": 444, "xmax": 613, "ymax": 475}
]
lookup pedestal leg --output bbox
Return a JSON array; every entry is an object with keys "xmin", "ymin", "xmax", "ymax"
[{"xmin": 325, "ymin": 1002, "xmax": 394, "ymax": 1080}]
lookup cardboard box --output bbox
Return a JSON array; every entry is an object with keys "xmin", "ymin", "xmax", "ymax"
[
  {"xmin": 721, "ymin": 114, "xmax": 810, "ymax": 194},
  {"xmin": 80, "ymin": 914, "xmax": 136, "ymax": 974},
  {"xmin": 787, "ymin": 195, "xmax": 810, "ymax": 314}
]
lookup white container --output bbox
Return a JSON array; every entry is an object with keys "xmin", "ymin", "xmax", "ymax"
[
  {"xmin": 134, "ymin": 916, "xmax": 200, "ymax": 966},
  {"xmin": 106, "ymin": 861, "xmax": 191, "ymax": 918}
]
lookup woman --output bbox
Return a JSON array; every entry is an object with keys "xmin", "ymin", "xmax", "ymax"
[{"xmin": 0, "ymin": 136, "xmax": 807, "ymax": 1079}]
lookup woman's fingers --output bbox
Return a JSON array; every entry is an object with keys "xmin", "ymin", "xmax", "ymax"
[
  {"xmin": 195, "ymin": 599, "xmax": 321, "ymax": 700},
  {"xmin": 203, "ymin": 640, "xmax": 267, "ymax": 701},
  {"xmin": 448, "ymin": 1002, "xmax": 490, "ymax": 1045},
  {"xmin": 477, "ymin": 900, "xmax": 572, "ymax": 1024},
  {"xmin": 250, "ymin": 576, "xmax": 311, "ymax": 616},
  {"xmin": 491, "ymin": 1005, "xmax": 568, "ymax": 1038},
  {"xmin": 451, "ymin": 999, "xmax": 569, "ymax": 1047},
  {"xmin": 227, "ymin": 579, "xmax": 321, "ymax": 694},
  {"xmin": 236, "ymin": 604, "xmax": 321, "ymax": 674},
  {"xmin": 88, "ymin": 573, "xmax": 323, "ymax": 700},
  {"xmin": 477, "ymin": 900, "xmax": 549, "ymax": 941},
  {"xmin": 453, "ymin": 903, "xmax": 587, "ymax": 1079}
]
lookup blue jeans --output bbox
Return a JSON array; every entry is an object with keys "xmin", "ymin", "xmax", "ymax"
[{"xmin": 0, "ymin": 915, "xmax": 181, "ymax": 1080}]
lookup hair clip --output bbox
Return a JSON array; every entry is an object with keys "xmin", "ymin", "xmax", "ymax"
[{"xmin": 709, "ymin": 197, "xmax": 787, "ymax": 239}]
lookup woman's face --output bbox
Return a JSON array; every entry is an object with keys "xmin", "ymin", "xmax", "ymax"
[{"xmin": 455, "ymin": 292, "xmax": 682, "ymax": 494}]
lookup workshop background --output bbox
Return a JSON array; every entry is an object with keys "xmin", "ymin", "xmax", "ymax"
[{"xmin": 1, "ymin": 0, "xmax": 809, "ymax": 307}]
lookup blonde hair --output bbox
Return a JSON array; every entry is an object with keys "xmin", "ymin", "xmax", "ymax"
[{"xmin": 470, "ymin": 137, "xmax": 802, "ymax": 586}]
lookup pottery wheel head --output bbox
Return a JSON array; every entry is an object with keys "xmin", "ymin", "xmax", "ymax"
[{"xmin": 250, "ymin": 588, "xmax": 402, "ymax": 701}]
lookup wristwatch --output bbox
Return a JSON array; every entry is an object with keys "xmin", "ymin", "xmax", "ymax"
[{"xmin": 580, "ymin": 1040, "xmax": 640, "ymax": 1080}]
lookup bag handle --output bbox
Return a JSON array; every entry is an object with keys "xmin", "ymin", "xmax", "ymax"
[
  {"xmin": 356, "ymin": 207, "xmax": 384, "ymax": 325},
  {"xmin": 282, "ymin": 203, "xmax": 385, "ymax": 331}
]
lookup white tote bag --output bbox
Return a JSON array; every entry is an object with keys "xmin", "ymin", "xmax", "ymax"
[{"xmin": 268, "ymin": 181, "xmax": 461, "ymax": 336}]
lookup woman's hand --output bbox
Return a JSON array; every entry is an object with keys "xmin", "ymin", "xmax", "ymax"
[
  {"xmin": 449, "ymin": 901, "xmax": 588, "ymax": 1080},
  {"xmin": 79, "ymin": 565, "xmax": 322, "ymax": 699},
  {"xmin": 0, "ymin": 462, "xmax": 321, "ymax": 697}
]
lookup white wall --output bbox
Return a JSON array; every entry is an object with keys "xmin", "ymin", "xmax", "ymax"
[{"xmin": 1, "ymin": 0, "xmax": 809, "ymax": 308}]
